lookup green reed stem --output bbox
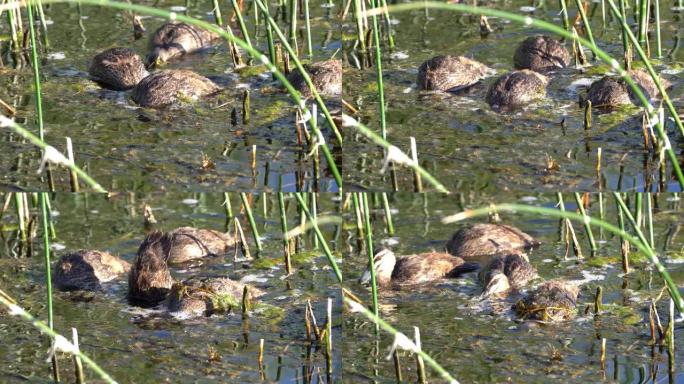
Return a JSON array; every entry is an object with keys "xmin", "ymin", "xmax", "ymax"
[
  {"xmin": 254, "ymin": 0, "xmax": 343, "ymax": 147},
  {"xmin": 369, "ymin": 0, "xmax": 387, "ymax": 140},
  {"xmin": 353, "ymin": 0, "xmax": 367, "ymax": 52},
  {"xmin": 559, "ymin": 0, "xmax": 570, "ymax": 30},
  {"xmin": 615, "ymin": 193, "xmax": 630, "ymax": 272},
  {"xmin": 303, "ymin": 0, "xmax": 312, "ymax": 56},
  {"xmin": 40, "ymin": 192, "xmax": 59, "ymax": 382},
  {"xmin": 619, "ymin": 0, "xmax": 630, "ymax": 66},
  {"xmin": 0, "ymin": 116, "xmax": 106, "ymax": 192},
  {"xmin": 379, "ymin": 0, "xmax": 395, "ymax": 48},
  {"xmin": 380, "ymin": 192, "xmax": 394, "ymax": 236},
  {"xmin": 260, "ymin": 0, "xmax": 277, "ymax": 72},
  {"xmin": 654, "ymin": 0, "xmax": 661, "ymax": 57},
  {"xmin": 230, "ymin": 0, "xmax": 252, "ymax": 48},
  {"xmin": 293, "ymin": 192, "xmax": 342, "ymax": 282},
  {"xmin": 212, "ymin": 0, "xmax": 223, "ymax": 25},
  {"xmin": 34, "ymin": 0, "xmax": 49, "ymax": 47},
  {"xmin": 240, "ymin": 193, "xmax": 262, "ymax": 252},
  {"xmin": 646, "ymin": 193, "xmax": 654, "ymax": 248},
  {"xmin": 6, "ymin": 5, "xmax": 20, "ymax": 53},
  {"xmin": 27, "ymin": 0, "xmax": 44, "ymax": 141},
  {"xmin": 0, "ymin": 289, "xmax": 118, "ymax": 384},
  {"xmin": 574, "ymin": 193, "xmax": 597, "ymax": 253},
  {"xmin": 278, "ymin": 192, "xmax": 291, "ymax": 274},
  {"xmin": 572, "ymin": 0, "xmax": 597, "ymax": 58},
  {"xmin": 289, "ymin": 0, "xmax": 298, "ymax": 54},
  {"xmin": 14, "ymin": 193, "xmax": 26, "ymax": 241},
  {"xmin": 342, "ymin": 115, "xmax": 449, "ymax": 193},
  {"xmin": 361, "ymin": 193, "xmax": 379, "ymax": 331},
  {"xmin": 311, "ymin": 192, "xmax": 319, "ymax": 249},
  {"xmin": 442, "ymin": 202, "xmax": 684, "ymax": 315},
  {"xmin": 223, "ymin": 192, "xmax": 234, "ymax": 221},
  {"xmin": 635, "ymin": 192, "xmax": 643, "ymax": 227},
  {"xmin": 344, "ymin": 295, "xmax": 459, "ymax": 384},
  {"xmin": 638, "ymin": 0, "xmax": 647, "ymax": 48},
  {"xmin": 365, "ymin": 2, "xmax": 684, "ymax": 189}
]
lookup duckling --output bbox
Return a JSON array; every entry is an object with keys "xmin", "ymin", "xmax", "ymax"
[
  {"xmin": 166, "ymin": 226, "xmax": 235, "ymax": 264},
  {"xmin": 486, "ymin": 70, "xmax": 548, "ymax": 110},
  {"xmin": 445, "ymin": 223, "xmax": 539, "ymax": 262},
  {"xmin": 147, "ymin": 21, "xmax": 220, "ymax": 67},
  {"xmin": 88, "ymin": 48, "xmax": 149, "ymax": 91},
  {"xmin": 54, "ymin": 250, "xmax": 131, "ymax": 291},
  {"xmin": 479, "ymin": 253, "xmax": 537, "ymax": 297},
  {"xmin": 285, "ymin": 59, "xmax": 342, "ymax": 99},
  {"xmin": 514, "ymin": 280, "xmax": 580, "ymax": 322},
  {"xmin": 359, "ymin": 249, "xmax": 478, "ymax": 287},
  {"xmin": 128, "ymin": 231, "xmax": 175, "ymax": 305},
  {"xmin": 131, "ymin": 69, "xmax": 221, "ymax": 108},
  {"xmin": 165, "ymin": 277, "xmax": 264, "ymax": 318},
  {"xmin": 584, "ymin": 69, "xmax": 671, "ymax": 108},
  {"xmin": 416, "ymin": 55, "xmax": 490, "ymax": 92},
  {"xmin": 513, "ymin": 35, "xmax": 571, "ymax": 73}
]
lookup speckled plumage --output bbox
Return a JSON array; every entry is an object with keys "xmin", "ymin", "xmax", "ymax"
[
  {"xmin": 514, "ymin": 280, "xmax": 580, "ymax": 322},
  {"xmin": 586, "ymin": 69, "xmax": 671, "ymax": 108},
  {"xmin": 513, "ymin": 35, "xmax": 570, "ymax": 73},
  {"xmin": 128, "ymin": 231, "xmax": 174, "ymax": 305},
  {"xmin": 89, "ymin": 48, "xmax": 148, "ymax": 90},
  {"xmin": 166, "ymin": 277, "xmax": 264, "ymax": 318},
  {"xmin": 446, "ymin": 223, "xmax": 540, "ymax": 260},
  {"xmin": 55, "ymin": 250, "xmax": 130, "ymax": 291},
  {"xmin": 167, "ymin": 226, "xmax": 235, "ymax": 264},
  {"xmin": 479, "ymin": 253, "xmax": 537, "ymax": 297},
  {"xmin": 416, "ymin": 55, "xmax": 490, "ymax": 92},
  {"xmin": 147, "ymin": 21, "xmax": 220, "ymax": 66},
  {"xmin": 131, "ymin": 70, "xmax": 220, "ymax": 108},
  {"xmin": 486, "ymin": 70, "xmax": 548, "ymax": 110},
  {"xmin": 286, "ymin": 59, "xmax": 342, "ymax": 99}
]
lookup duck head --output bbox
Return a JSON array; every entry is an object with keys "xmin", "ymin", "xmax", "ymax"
[{"xmin": 359, "ymin": 249, "xmax": 397, "ymax": 286}]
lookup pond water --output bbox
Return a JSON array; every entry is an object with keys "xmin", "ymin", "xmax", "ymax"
[
  {"xmin": 0, "ymin": 193, "xmax": 341, "ymax": 383},
  {"xmin": 0, "ymin": 0, "xmax": 341, "ymax": 192},
  {"xmin": 342, "ymin": 1, "xmax": 684, "ymax": 192},
  {"xmin": 342, "ymin": 192, "xmax": 684, "ymax": 383}
]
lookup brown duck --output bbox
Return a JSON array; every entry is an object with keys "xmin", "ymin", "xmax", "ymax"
[
  {"xmin": 584, "ymin": 69, "xmax": 671, "ymax": 108},
  {"xmin": 147, "ymin": 21, "xmax": 220, "ymax": 67},
  {"xmin": 285, "ymin": 59, "xmax": 342, "ymax": 99},
  {"xmin": 513, "ymin": 35, "xmax": 571, "ymax": 73},
  {"xmin": 514, "ymin": 280, "xmax": 580, "ymax": 322},
  {"xmin": 165, "ymin": 226, "xmax": 235, "ymax": 264},
  {"xmin": 89, "ymin": 47, "xmax": 149, "ymax": 91},
  {"xmin": 131, "ymin": 69, "xmax": 221, "ymax": 108},
  {"xmin": 166, "ymin": 277, "xmax": 264, "ymax": 318},
  {"xmin": 128, "ymin": 231, "xmax": 174, "ymax": 305},
  {"xmin": 479, "ymin": 253, "xmax": 537, "ymax": 297},
  {"xmin": 55, "ymin": 250, "xmax": 131, "ymax": 291},
  {"xmin": 486, "ymin": 70, "xmax": 548, "ymax": 110},
  {"xmin": 446, "ymin": 223, "xmax": 540, "ymax": 262},
  {"xmin": 416, "ymin": 55, "xmax": 490, "ymax": 92},
  {"xmin": 359, "ymin": 249, "xmax": 478, "ymax": 287}
]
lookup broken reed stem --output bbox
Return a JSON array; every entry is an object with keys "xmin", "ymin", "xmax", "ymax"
[
  {"xmin": 594, "ymin": 286, "xmax": 603, "ymax": 314},
  {"xmin": 646, "ymin": 193, "xmax": 654, "ymax": 249},
  {"xmin": 353, "ymin": 0, "xmax": 367, "ymax": 52},
  {"xmin": 14, "ymin": 193, "xmax": 26, "ymax": 241},
  {"xmin": 304, "ymin": 301, "xmax": 312, "ymax": 342},
  {"xmin": 223, "ymin": 193, "xmax": 234, "ymax": 221},
  {"xmin": 558, "ymin": 193, "xmax": 583, "ymax": 258},
  {"xmin": 66, "ymin": 137, "xmax": 79, "ymax": 192},
  {"xmin": 649, "ymin": 303, "xmax": 657, "ymax": 344},
  {"xmin": 668, "ymin": 299, "xmax": 675, "ymax": 374},
  {"xmin": 230, "ymin": 0, "xmax": 252, "ymax": 48},
  {"xmin": 574, "ymin": 192, "xmax": 597, "ymax": 253},
  {"xmin": 380, "ymin": 193, "xmax": 394, "ymax": 236},
  {"xmin": 240, "ymin": 193, "xmax": 262, "ymax": 252},
  {"xmin": 242, "ymin": 285, "xmax": 251, "ymax": 319},
  {"xmin": 326, "ymin": 298, "xmax": 333, "ymax": 359},
  {"xmin": 311, "ymin": 192, "xmax": 319, "ymax": 249},
  {"xmin": 572, "ymin": 0, "xmax": 597, "ymax": 58},
  {"xmin": 584, "ymin": 100, "xmax": 592, "ymax": 129},
  {"xmin": 615, "ymin": 194, "xmax": 630, "ymax": 273},
  {"xmin": 414, "ymin": 327, "xmax": 427, "ymax": 384},
  {"xmin": 596, "ymin": 147, "xmax": 602, "ymax": 174},
  {"xmin": 258, "ymin": 338, "xmax": 264, "ymax": 368},
  {"xmin": 410, "ymin": 137, "xmax": 423, "ymax": 192},
  {"xmin": 277, "ymin": 192, "xmax": 292, "ymax": 275},
  {"xmin": 72, "ymin": 328, "xmax": 85, "ymax": 384},
  {"xmin": 600, "ymin": 338, "xmax": 607, "ymax": 369},
  {"xmin": 393, "ymin": 350, "xmax": 403, "ymax": 382},
  {"xmin": 242, "ymin": 89, "xmax": 250, "ymax": 124},
  {"xmin": 234, "ymin": 216, "xmax": 251, "ymax": 259}
]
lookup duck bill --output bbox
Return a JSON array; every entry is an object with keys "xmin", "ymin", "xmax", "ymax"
[
  {"xmin": 358, "ymin": 269, "xmax": 372, "ymax": 285},
  {"xmin": 482, "ymin": 274, "xmax": 511, "ymax": 298}
]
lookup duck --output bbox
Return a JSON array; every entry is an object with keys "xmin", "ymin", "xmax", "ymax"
[
  {"xmin": 513, "ymin": 35, "xmax": 571, "ymax": 73},
  {"xmin": 584, "ymin": 69, "xmax": 671, "ymax": 108},
  {"xmin": 88, "ymin": 47, "xmax": 149, "ymax": 91},
  {"xmin": 359, "ymin": 249, "xmax": 478, "ymax": 288},
  {"xmin": 146, "ymin": 21, "xmax": 220, "ymax": 68},
  {"xmin": 445, "ymin": 223, "xmax": 540, "ymax": 262},
  {"xmin": 131, "ymin": 69, "xmax": 221, "ymax": 108},
  {"xmin": 285, "ymin": 59, "xmax": 342, "ymax": 99},
  {"xmin": 165, "ymin": 226, "xmax": 235, "ymax": 264},
  {"xmin": 416, "ymin": 55, "xmax": 490, "ymax": 92},
  {"xmin": 479, "ymin": 253, "xmax": 537, "ymax": 297},
  {"xmin": 54, "ymin": 250, "xmax": 131, "ymax": 291},
  {"xmin": 128, "ymin": 231, "xmax": 175, "ymax": 305},
  {"xmin": 486, "ymin": 70, "xmax": 548, "ymax": 110},
  {"xmin": 514, "ymin": 280, "xmax": 580, "ymax": 322},
  {"xmin": 165, "ymin": 276, "xmax": 264, "ymax": 318}
]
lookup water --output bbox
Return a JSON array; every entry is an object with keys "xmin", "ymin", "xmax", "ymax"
[
  {"xmin": 342, "ymin": 192, "xmax": 684, "ymax": 383},
  {"xmin": 0, "ymin": 0, "xmax": 341, "ymax": 192},
  {"xmin": 342, "ymin": 1, "xmax": 684, "ymax": 192},
  {"xmin": 0, "ymin": 193, "xmax": 341, "ymax": 383}
]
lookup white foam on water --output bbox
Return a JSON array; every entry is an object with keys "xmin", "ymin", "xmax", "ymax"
[
  {"xmin": 50, "ymin": 243, "xmax": 66, "ymax": 251},
  {"xmin": 660, "ymin": 68, "xmax": 683, "ymax": 75},
  {"xmin": 574, "ymin": 270, "xmax": 606, "ymax": 284},
  {"xmin": 542, "ymin": 259, "xmax": 554, "ymax": 263},
  {"xmin": 390, "ymin": 51, "xmax": 409, "ymax": 60},
  {"xmin": 50, "ymin": 210, "xmax": 60, "ymax": 217},
  {"xmin": 389, "ymin": 18, "xmax": 400, "ymax": 25},
  {"xmin": 182, "ymin": 198, "xmax": 199, "ymax": 205},
  {"xmin": 169, "ymin": 6, "xmax": 186, "ymax": 11},
  {"xmin": 402, "ymin": 86, "xmax": 414, "ymax": 94},
  {"xmin": 566, "ymin": 77, "xmax": 599, "ymax": 94},
  {"xmin": 520, "ymin": 196, "xmax": 537, "ymax": 202},
  {"xmin": 381, "ymin": 237, "xmax": 400, "ymax": 246},
  {"xmin": 520, "ymin": 6, "xmax": 536, "ymax": 12},
  {"xmin": 90, "ymin": 210, "xmax": 99, "ymax": 214},
  {"xmin": 48, "ymin": 52, "xmax": 66, "ymax": 60},
  {"xmin": 235, "ymin": 83, "xmax": 251, "ymax": 89},
  {"xmin": 240, "ymin": 274, "xmax": 269, "ymax": 283}
]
